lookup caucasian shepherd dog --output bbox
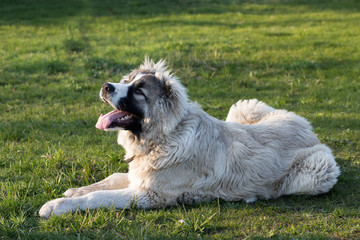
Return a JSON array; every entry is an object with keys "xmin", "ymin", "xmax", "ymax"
[{"xmin": 40, "ymin": 59, "xmax": 340, "ymax": 218}]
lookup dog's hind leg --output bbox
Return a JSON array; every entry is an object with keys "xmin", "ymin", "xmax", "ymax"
[
  {"xmin": 277, "ymin": 145, "xmax": 340, "ymax": 197},
  {"xmin": 226, "ymin": 99, "xmax": 275, "ymax": 124},
  {"xmin": 64, "ymin": 173, "xmax": 129, "ymax": 198}
]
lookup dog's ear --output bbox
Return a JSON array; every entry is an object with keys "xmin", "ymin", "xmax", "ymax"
[
  {"xmin": 160, "ymin": 78, "xmax": 188, "ymax": 109},
  {"xmin": 163, "ymin": 80, "xmax": 173, "ymax": 99},
  {"xmin": 155, "ymin": 71, "xmax": 173, "ymax": 99}
]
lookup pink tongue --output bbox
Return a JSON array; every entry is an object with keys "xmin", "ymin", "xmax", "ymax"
[{"xmin": 95, "ymin": 110, "xmax": 128, "ymax": 130}]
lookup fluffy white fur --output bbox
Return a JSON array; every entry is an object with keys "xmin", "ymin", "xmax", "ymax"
[{"xmin": 39, "ymin": 59, "xmax": 340, "ymax": 218}]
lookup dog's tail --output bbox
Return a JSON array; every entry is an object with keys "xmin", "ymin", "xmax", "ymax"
[{"xmin": 226, "ymin": 99, "xmax": 275, "ymax": 124}]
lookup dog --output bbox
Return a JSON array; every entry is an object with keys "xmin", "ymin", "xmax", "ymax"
[{"xmin": 39, "ymin": 59, "xmax": 340, "ymax": 218}]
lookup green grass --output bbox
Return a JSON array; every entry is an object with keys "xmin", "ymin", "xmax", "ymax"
[{"xmin": 1, "ymin": 0, "xmax": 360, "ymax": 238}]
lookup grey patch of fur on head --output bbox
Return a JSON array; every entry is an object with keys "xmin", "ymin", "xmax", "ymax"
[{"xmin": 137, "ymin": 58, "xmax": 190, "ymax": 140}]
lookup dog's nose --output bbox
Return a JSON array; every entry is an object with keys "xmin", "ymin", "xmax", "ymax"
[{"xmin": 103, "ymin": 83, "xmax": 115, "ymax": 93}]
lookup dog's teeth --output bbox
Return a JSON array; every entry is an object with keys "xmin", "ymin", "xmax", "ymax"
[{"xmin": 120, "ymin": 115, "xmax": 131, "ymax": 121}]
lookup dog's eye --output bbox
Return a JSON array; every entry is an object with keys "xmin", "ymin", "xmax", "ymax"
[{"xmin": 134, "ymin": 88, "xmax": 144, "ymax": 96}]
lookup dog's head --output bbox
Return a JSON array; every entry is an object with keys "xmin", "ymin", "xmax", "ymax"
[{"xmin": 96, "ymin": 58, "xmax": 188, "ymax": 138}]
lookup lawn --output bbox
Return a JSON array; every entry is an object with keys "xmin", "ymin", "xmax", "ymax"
[{"xmin": 0, "ymin": 0, "xmax": 359, "ymax": 239}]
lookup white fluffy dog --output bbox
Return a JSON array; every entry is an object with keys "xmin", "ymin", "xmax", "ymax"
[{"xmin": 39, "ymin": 59, "xmax": 340, "ymax": 218}]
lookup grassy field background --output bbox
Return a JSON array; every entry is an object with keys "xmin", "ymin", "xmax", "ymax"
[{"xmin": 1, "ymin": 0, "xmax": 360, "ymax": 239}]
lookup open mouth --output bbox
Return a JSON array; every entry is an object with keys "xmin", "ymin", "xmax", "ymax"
[{"xmin": 95, "ymin": 110, "xmax": 137, "ymax": 131}]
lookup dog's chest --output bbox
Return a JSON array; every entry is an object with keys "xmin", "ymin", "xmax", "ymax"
[{"xmin": 128, "ymin": 157, "xmax": 155, "ymax": 189}]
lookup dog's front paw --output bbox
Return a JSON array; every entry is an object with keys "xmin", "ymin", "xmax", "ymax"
[
  {"xmin": 63, "ymin": 188, "xmax": 79, "ymax": 197},
  {"xmin": 64, "ymin": 187, "xmax": 91, "ymax": 198},
  {"xmin": 39, "ymin": 198, "xmax": 76, "ymax": 218}
]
